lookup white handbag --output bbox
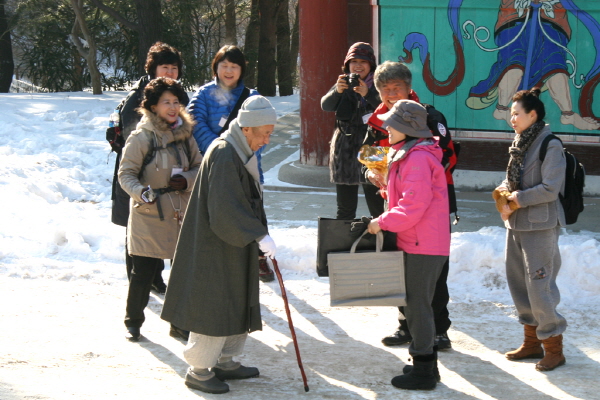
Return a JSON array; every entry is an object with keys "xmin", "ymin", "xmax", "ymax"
[{"xmin": 328, "ymin": 230, "xmax": 406, "ymax": 307}]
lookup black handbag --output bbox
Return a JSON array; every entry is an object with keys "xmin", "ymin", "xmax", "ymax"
[{"xmin": 316, "ymin": 217, "xmax": 396, "ymax": 277}]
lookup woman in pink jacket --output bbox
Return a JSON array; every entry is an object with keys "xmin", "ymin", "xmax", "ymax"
[{"xmin": 368, "ymin": 100, "xmax": 450, "ymax": 390}]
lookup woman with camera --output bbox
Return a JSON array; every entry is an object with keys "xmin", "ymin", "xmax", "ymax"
[
  {"xmin": 118, "ymin": 77, "xmax": 202, "ymax": 342},
  {"xmin": 321, "ymin": 42, "xmax": 384, "ymax": 220}
]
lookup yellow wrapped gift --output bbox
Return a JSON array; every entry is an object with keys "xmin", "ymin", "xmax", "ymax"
[{"xmin": 357, "ymin": 145, "xmax": 389, "ymax": 182}]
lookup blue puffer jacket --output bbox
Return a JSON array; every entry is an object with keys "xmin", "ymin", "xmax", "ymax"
[
  {"xmin": 187, "ymin": 79, "xmax": 267, "ymax": 182},
  {"xmin": 187, "ymin": 79, "xmax": 259, "ymax": 151}
]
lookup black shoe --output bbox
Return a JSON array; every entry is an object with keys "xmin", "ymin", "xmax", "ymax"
[
  {"xmin": 125, "ymin": 327, "xmax": 140, "ymax": 342},
  {"xmin": 392, "ymin": 353, "xmax": 437, "ymax": 390},
  {"xmin": 382, "ymin": 329, "xmax": 412, "ymax": 346},
  {"xmin": 402, "ymin": 364, "xmax": 441, "ymax": 382},
  {"xmin": 212, "ymin": 365, "xmax": 259, "ymax": 381},
  {"xmin": 259, "ymin": 256, "xmax": 275, "ymax": 282},
  {"xmin": 435, "ymin": 332, "xmax": 452, "ymax": 350},
  {"xmin": 170, "ymin": 325, "xmax": 190, "ymax": 341},
  {"xmin": 151, "ymin": 282, "xmax": 167, "ymax": 295},
  {"xmin": 185, "ymin": 372, "xmax": 229, "ymax": 394}
]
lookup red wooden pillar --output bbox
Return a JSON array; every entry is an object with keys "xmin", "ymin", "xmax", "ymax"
[{"xmin": 299, "ymin": 0, "xmax": 348, "ymax": 166}]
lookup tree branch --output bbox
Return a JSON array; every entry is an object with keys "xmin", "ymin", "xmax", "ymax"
[
  {"xmin": 88, "ymin": 0, "xmax": 137, "ymax": 31},
  {"xmin": 70, "ymin": 0, "xmax": 89, "ymax": 58}
]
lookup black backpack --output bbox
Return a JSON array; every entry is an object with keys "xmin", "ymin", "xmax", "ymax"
[
  {"xmin": 106, "ymin": 100, "xmax": 125, "ymax": 153},
  {"xmin": 423, "ymin": 104, "xmax": 461, "ymax": 221},
  {"xmin": 539, "ymin": 134, "xmax": 585, "ymax": 225}
]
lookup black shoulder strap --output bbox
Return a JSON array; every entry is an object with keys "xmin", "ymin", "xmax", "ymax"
[
  {"xmin": 219, "ymin": 87, "xmax": 252, "ymax": 135},
  {"xmin": 539, "ymin": 134, "xmax": 562, "ymax": 162},
  {"xmin": 138, "ymin": 135, "xmax": 158, "ymax": 180}
]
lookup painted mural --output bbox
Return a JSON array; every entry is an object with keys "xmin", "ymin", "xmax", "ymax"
[{"xmin": 380, "ymin": 0, "xmax": 600, "ymax": 134}]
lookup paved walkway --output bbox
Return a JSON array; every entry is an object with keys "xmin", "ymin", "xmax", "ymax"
[{"xmin": 263, "ymin": 112, "xmax": 600, "ymax": 233}]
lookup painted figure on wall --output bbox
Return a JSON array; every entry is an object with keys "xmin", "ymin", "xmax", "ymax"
[
  {"xmin": 466, "ymin": 0, "xmax": 599, "ymax": 130},
  {"xmin": 399, "ymin": 0, "xmax": 600, "ymax": 131}
]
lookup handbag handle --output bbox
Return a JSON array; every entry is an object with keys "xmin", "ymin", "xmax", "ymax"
[{"xmin": 350, "ymin": 230, "xmax": 384, "ymax": 253}]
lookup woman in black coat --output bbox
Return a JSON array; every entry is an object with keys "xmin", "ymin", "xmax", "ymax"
[{"xmin": 321, "ymin": 42, "xmax": 383, "ymax": 219}]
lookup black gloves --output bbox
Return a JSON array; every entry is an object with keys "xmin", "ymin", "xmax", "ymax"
[
  {"xmin": 350, "ymin": 216, "xmax": 373, "ymax": 232},
  {"xmin": 168, "ymin": 174, "xmax": 187, "ymax": 191}
]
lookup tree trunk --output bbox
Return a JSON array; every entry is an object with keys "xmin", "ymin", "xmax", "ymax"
[
  {"xmin": 0, "ymin": 0, "xmax": 14, "ymax": 93},
  {"xmin": 70, "ymin": 0, "xmax": 102, "ymax": 94},
  {"xmin": 135, "ymin": 0, "xmax": 162, "ymax": 76},
  {"xmin": 243, "ymin": 0, "xmax": 260, "ymax": 88},
  {"xmin": 257, "ymin": 0, "xmax": 277, "ymax": 96},
  {"xmin": 224, "ymin": 0, "xmax": 236, "ymax": 45},
  {"xmin": 72, "ymin": 48, "xmax": 84, "ymax": 92},
  {"xmin": 290, "ymin": 2, "xmax": 299, "ymax": 86},
  {"xmin": 276, "ymin": 0, "xmax": 292, "ymax": 96}
]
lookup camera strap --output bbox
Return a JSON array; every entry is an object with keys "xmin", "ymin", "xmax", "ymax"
[{"xmin": 150, "ymin": 187, "xmax": 176, "ymax": 221}]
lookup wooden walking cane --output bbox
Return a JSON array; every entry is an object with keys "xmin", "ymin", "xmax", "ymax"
[{"xmin": 270, "ymin": 257, "xmax": 309, "ymax": 392}]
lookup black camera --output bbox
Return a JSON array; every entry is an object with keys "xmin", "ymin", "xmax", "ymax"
[{"xmin": 344, "ymin": 73, "xmax": 361, "ymax": 88}]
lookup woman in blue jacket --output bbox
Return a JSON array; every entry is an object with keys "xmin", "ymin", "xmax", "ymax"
[{"xmin": 187, "ymin": 45, "xmax": 274, "ymax": 282}]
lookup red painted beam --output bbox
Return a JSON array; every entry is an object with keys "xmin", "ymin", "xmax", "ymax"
[{"xmin": 299, "ymin": 0, "xmax": 348, "ymax": 166}]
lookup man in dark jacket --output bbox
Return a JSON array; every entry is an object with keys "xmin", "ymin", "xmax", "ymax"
[{"xmin": 161, "ymin": 96, "xmax": 277, "ymax": 395}]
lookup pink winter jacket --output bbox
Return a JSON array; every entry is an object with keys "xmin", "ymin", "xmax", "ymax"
[{"xmin": 377, "ymin": 138, "xmax": 450, "ymax": 256}]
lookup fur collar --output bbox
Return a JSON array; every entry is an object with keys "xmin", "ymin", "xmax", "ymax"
[{"xmin": 137, "ymin": 107, "xmax": 195, "ymax": 142}]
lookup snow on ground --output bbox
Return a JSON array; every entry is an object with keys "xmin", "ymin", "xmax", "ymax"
[{"xmin": 1, "ymin": 91, "xmax": 600, "ymax": 399}]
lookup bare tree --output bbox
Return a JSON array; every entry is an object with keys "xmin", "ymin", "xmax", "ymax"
[
  {"xmin": 290, "ymin": 1, "xmax": 299, "ymax": 85},
  {"xmin": 243, "ymin": 0, "xmax": 260, "ymax": 88},
  {"xmin": 276, "ymin": 0, "xmax": 292, "ymax": 96},
  {"xmin": 224, "ymin": 0, "xmax": 236, "ymax": 45},
  {"xmin": 89, "ymin": 0, "xmax": 162, "ymax": 75},
  {"xmin": 257, "ymin": 0, "xmax": 277, "ymax": 96},
  {"xmin": 70, "ymin": 0, "xmax": 102, "ymax": 94},
  {"xmin": 0, "ymin": 0, "xmax": 14, "ymax": 92}
]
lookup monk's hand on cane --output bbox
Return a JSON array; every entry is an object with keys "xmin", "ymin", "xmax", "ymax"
[{"xmin": 258, "ymin": 235, "xmax": 277, "ymax": 258}]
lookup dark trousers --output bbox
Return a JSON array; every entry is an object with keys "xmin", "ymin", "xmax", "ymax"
[
  {"xmin": 125, "ymin": 255, "xmax": 162, "ymax": 328},
  {"xmin": 404, "ymin": 253, "xmax": 447, "ymax": 356},
  {"xmin": 398, "ymin": 257, "xmax": 451, "ymax": 335},
  {"xmin": 125, "ymin": 236, "xmax": 165, "ymax": 286},
  {"xmin": 336, "ymin": 183, "xmax": 385, "ymax": 220}
]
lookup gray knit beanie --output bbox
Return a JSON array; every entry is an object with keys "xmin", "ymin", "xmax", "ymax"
[
  {"xmin": 237, "ymin": 96, "xmax": 277, "ymax": 127},
  {"xmin": 377, "ymin": 100, "xmax": 432, "ymax": 138}
]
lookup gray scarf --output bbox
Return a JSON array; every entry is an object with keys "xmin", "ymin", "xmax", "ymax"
[
  {"xmin": 222, "ymin": 121, "xmax": 262, "ymax": 196},
  {"xmin": 506, "ymin": 120, "xmax": 546, "ymax": 192},
  {"xmin": 387, "ymin": 137, "xmax": 431, "ymax": 174}
]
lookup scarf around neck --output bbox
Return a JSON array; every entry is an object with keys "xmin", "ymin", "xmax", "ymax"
[
  {"xmin": 364, "ymin": 72, "xmax": 374, "ymax": 89},
  {"xmin": 387, "ymin": 137, "xmax": 420, "ymax": 171},
  {"xmin": 222, "ymin": 121, "xmax": 261, "ymax": 194},
  {"xmin": 506, "ymin": 120, "xmax": 546, "ymax": 192}
]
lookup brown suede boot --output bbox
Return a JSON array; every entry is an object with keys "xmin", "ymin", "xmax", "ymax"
[
  {"xmin": 536, "ymin": 335, "xmax": 566, "ymax": 371},
  {"xmin": 505, "ymin": 324, "xmax": 544, "ymax": 361}
]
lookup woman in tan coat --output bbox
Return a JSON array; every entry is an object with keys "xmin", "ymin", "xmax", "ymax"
[{"xmin": 118, "ymin": 77, "xmax": 202, "ymax": 341}]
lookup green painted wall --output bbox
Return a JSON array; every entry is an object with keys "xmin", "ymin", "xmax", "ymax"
[{"xmin": 377, "ymin": 0, "xmax": 600, "ymax": 135}]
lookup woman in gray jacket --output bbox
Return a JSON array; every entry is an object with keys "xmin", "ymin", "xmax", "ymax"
[
  {"xmin": 496, "ymin": 88, "xmax": 567, "ymax": 372},
  {"xmin": 118, "ymin": 78, "xmax": 202, "ymax": 342}
]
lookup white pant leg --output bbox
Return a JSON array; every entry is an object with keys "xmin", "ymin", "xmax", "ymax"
[{"xmin": 184, "ymin": 332, "xmax": 248, "ymax": 370}]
